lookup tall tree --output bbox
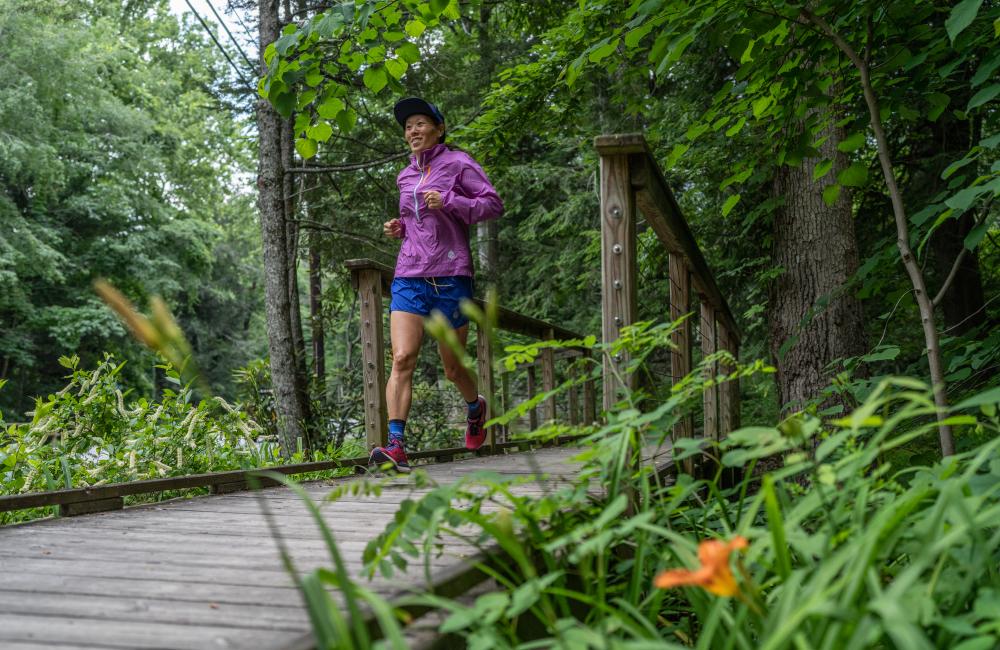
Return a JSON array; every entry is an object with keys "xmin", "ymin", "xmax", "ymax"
[
  {"xmin": 257, "ymin": 0, "xmax": 312, "ymax": 455},
  {"xmin": 770, "ymin": 119, "xmax": 867, "ymax": 411}
]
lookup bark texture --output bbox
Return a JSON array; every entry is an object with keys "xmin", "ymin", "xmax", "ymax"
[
  {"xmin": 257, "ymin": 0, "xmax": 311, "ymax": 455},
  {"xmin": 769, "ymin": 122, "xmax": 867, "ymax": 412}
]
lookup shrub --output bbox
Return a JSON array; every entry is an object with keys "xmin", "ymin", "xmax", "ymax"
[{"xmin": 0, "ymin": 354, "xmax": 361, "ymax": 524}]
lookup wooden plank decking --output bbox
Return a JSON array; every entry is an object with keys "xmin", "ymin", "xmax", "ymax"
[{"xmin": 0, "ymin": 445, "xmax": 672, "ymax": 650}]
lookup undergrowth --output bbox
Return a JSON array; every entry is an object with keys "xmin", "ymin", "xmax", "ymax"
[
  {"xmin": 0, "ymin": 354, "xmax": 362, "ymax": 525},
  {"xmin": 268, "ymin": 313, "xmax": 1000, "ymax": 649}
]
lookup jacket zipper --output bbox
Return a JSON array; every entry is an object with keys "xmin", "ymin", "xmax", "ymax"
[{"xmin": 412, "ymin": 152, "xmax": 428, "ymax": 223}]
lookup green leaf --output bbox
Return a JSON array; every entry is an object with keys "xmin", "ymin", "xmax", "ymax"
[
  {"xmin": 956, "ymin": 386, "xmax": 1000, "ymax": 409},
  {"xmin": 837, "ymin": 132, "xmax": 866, "ymax": 152},
  {"xmin": 812, "ymin": 159, "xmax": 833, "ymax": 180},
  {"xmin": 429, "ymin": 0, "xmax": 449, "ymax": 14},
  {"xmin": 404, "ymin": 19, "xmax": 425, "ymax": 38},
  {"xmin": 336, "ymin": 108, "xmax": 358, "ymax": 133},
  {"xmin": 945, "ymin": 185, "xmax": 988, "ymax": 211},
  {"xmin": 721, "ymin": 194, "xmax": 740, "ymax": 217},
  {"xmin": 317, "ymin": 97, "xmax": 345, "ymax": 119},
  {"xmin": 752, "ymin": 96, "xmax": 772, "ymax": 118},
  {"xmin": 307, "ymin": 122, "xmax": 333, "ymax": 143},
  {"xmin": 363, "ymin": 66, "xmax": 388, "ymax": 93},
  {"xmin": 274, "ymin": 32, "xmax": 299, "ymax": 56},
  {"xmin": 720, "ymin": 168, "xmax": 752, "ymax": 190},
  {"xmin": 971, "ymin": 51, "xmax": 1000, "ymax": 87},
  {"xmin": 822, "ymin": 183, "xmax": 841, "ymax": 206},
  {"xmin": 624, "ymin": 23, "xmax": 654, "ymax": 48},
  {"xmin": 946, "ymin": 0, "xmax": 983, "ymax": 42},
  {"xmin": 861, "ymin": 346, "xmax": 900, "ymax": 363},
  {"xmin": 725, "ymin": 116, "xmax": 746, "ymax": 136},
  {"xmin": 316, "ymin": 11, "xmax": 345, "ymax": 38},
  {"xmin": 964, "ymin": 218, "xmax": 990, "ymax": 250},
  {"xmin": 837, "ymin": 162, "xmax": 868, "ymax": 187},
  {"xmin": 385, "ymin": 58, "xmax": 407, "ymax": 80},
  {"xmin": 295, "ymin": 138, "xmax": 318, "ymax": 159},
  {"xmin": 396, "ymin": 42, "xmax": 420, "ymax": 64},
  {"xmin": 271, "ymin": 91, "xmax": 295, "ymax": 118},
  {"xmin": 440, "ymin": 606, "xmax": 479, "ymax": 634},
  {"xmin": 665, "ymin": 143, "xmax": 689, "ymax": 168},
  {"xmin": 296, "ymin": 89, "xmax": 317, "ymax": 110},
  {"xmin": 926, "ymin": 93, "xmax": 950, "ymax": 121},
  {"xmin": 588, "ymin": 38, "xmax": 620, "ymax": 63},
  {"xmin": 967, "ymin": 83, "xmax": 1000, "ymax": 110},
  {"xmin": 305, "ymin": 69, "xmax": 323, "ymax": 87},
  {"xmin": 685, "ymin": 122, "xmax": 709, "ymax": 141},
  {"xmin": 763, "ymin": 476, "xmax": 791, "ymax": 579}
]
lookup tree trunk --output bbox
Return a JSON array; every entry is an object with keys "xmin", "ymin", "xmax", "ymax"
[
  {"xmin": 257, "ymin": 0, "xmax": 310, "ymax": 456},
  {"xmin": 769, "ymin": 121, "xmax": 867, "ymax": 413},
  {"xmin": 307, "ymin": 173, "xmax": 325, "ymax": 391},
  {"xmin": 281, "ymin": 116, "xmax": 311, "ymax": 411}
]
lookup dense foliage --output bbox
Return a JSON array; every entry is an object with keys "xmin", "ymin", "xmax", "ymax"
[
  {"xmin": 0, "ymin": 0, "xmax": 264, "ymax": 416},
  {"xmin": 0, "ymin": 355, "xmax": 362, "ymax": 525},
  {"xmin": 276, "ymin": 328, "xmax": 1000, "ymax": 649}
]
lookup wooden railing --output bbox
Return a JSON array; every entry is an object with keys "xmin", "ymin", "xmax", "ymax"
[
  {"xmin": 345, "ymin": 259, "xmax": 597, "ymax": 454},
  {"xmin": 596, "ymin": 134, "xmax": 741, "ymax": 452}
]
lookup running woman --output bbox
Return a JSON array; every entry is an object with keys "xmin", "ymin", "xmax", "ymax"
[{"xmin": 369, "ymin": 97, "xmax": 504, "ymax": 472}]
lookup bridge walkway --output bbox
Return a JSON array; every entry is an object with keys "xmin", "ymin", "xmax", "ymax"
[{"xmin": 0, "ymin": 445, "xmax": 672, "ymax": 650}]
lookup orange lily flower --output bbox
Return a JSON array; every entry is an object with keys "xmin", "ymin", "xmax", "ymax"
[{"xmin": 654, "ymin": 536, "xmax": 748, "ymax": 597}]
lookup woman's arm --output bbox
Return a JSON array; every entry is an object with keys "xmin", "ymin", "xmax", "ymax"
[{"xmin": 440, "ymin": 156, "xmax": 504, "ymax": 225}]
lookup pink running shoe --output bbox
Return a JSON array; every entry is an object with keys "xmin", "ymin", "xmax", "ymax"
[
  {"xmin": 465, "ymin": 395, "xmax": 488, "ymax": 451},
  {"xmin": 369, "ymin": 440, "xmax": 411, "ymax": 473}
]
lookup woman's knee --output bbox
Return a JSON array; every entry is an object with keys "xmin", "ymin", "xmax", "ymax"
[
  {"xmin": 391, "ymin": 348, "xmax": 419, "ymax": 374},
  {"xmin": 442, "ymin": 360, "xmax": 466, "ymax": 384}
]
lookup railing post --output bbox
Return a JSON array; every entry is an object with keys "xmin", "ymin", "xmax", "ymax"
[
  {"xmin": 526, "ymin": 366, "xmax": 539, "ymax": 430},
  {"xmin": 669, "ymin": 254, "xmax": 693, "ymax": 473},
  {"xmin": 568, "ymin": 362, "xmax": 580, "ymax": 425},
  {"xmin": 700, "ymin": 301, "xmax": 719, "ymax": 443},
  {"xmin": 583, "ymin": 352, "xmax": 597, "ymax": 425},
  {"xmin": 500, "ymin": 369, "xmax": 511, "ymax": 443},
  {"xmin": 357, "ymin": 269, "xmax": 388, "ymax": 450},
  {"xmin": 718, "ymin": 325, "xmax": 735, "ymax": 437},
  {"xmin": 476, "ymin": 322, "xmax": 497, "ymax": 453},
  {"xmin": 541, "ymin": 330, "xmax": 557, "ymax": 423},
  {"xmin": 599, "ymin": 152, "xmax": 638, "ymax": 412},
  {"xmin": 728, "ymin": 337, "xmax": 741, "ymax": 432}
]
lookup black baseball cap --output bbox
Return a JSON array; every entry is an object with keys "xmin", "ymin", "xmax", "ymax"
[{"xmin": 394, "ymin": 97, "xmax": 445, "ymax": 128}]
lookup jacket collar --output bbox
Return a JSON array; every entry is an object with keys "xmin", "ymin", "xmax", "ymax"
[{"xmin": 410, "ymin": 143, "xmax": 448, "ymax": 169}]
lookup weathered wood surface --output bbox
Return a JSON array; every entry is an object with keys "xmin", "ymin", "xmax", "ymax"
[{"xmin": 0, "ymin": 445, "xmax": 672, "ymax": 650}]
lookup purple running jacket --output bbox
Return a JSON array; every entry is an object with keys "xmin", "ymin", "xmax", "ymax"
[{"xmin": 394, "ymin": 143, "xmax": 503, "ymax": 278}]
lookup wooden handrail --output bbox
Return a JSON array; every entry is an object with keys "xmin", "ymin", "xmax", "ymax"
[
  {"xmin": 594, "ymin": 134, "xmax": 740, "ymax": 342},
  {"xmin": 0, "ymin": 437, "xmax": 587, "ymax": 517},
  {"xmin": 346, "ymin": 259, "xmax": 597, "ymax": 453},
  {"xmin": 596, "ymin": 133, "xmax": 741, "ymax": 455},
  {"xmin": 345, "ymin": 259, "xmax": 585, "ymax": 342}
]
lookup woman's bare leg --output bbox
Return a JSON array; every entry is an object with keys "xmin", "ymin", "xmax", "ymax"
[
  {"xmin": 386, "ymin": 311, "xmax": 425, "ymax": 420},
  {"xmin": 438, "ymin": 324, "xmax": 478, "ymax": 402}
]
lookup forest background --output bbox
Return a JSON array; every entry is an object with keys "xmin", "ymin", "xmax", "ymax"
[{"xmin": 1, "ymin": 0, "xmax": 998, "ymax": 460}]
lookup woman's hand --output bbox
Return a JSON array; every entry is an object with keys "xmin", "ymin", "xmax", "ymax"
[
  {"xmin": 424, "ymin": 190, "xmax": 443, "ymax": 210},
  {"xmin": 383, "ymin": 218, "xmax": 403, "ymax": 239}
]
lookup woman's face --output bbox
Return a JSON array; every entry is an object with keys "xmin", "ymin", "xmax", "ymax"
[{"xmin": 404, "ymin": 114, "xmax": 444, "ymax": 155}]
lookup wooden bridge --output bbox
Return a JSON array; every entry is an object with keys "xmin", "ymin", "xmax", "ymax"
[{"xmin": 0, "ymin": 135, "xmax": 741, "ymax": 649}]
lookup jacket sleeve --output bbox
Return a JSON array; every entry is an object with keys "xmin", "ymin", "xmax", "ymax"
[{"xmin": 441, "ymin": 156, "xmax": 504, "ymax": 225}]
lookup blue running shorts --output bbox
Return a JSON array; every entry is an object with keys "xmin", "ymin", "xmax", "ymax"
[{"xmin": 390, "ymin": 276, "xmax": 474, "ymax": 329}]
